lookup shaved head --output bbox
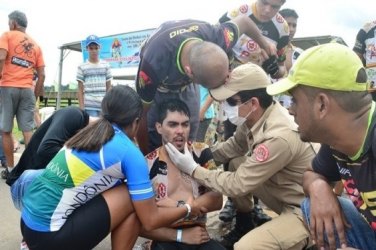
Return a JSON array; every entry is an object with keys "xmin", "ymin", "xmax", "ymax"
[{"xmin": 189, "ymin": 41, "xmax": 229, "ymax": 89}]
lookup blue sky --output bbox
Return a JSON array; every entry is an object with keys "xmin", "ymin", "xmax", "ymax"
[{"xmin": 0, "ymin": 0, "xmax": 375, "ymax": 86}]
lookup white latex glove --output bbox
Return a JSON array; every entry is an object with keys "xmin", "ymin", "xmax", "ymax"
[{"xmin": 165, "ymin": 143, "xmax": 198, "ymax": 176}]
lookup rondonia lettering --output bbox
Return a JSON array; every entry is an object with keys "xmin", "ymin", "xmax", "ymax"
[
  {"xmin": 46, "ymin": 162, "xmax": 69, "ymax": 182},
  {"xmin": 62, "ymin": 175, "xmax": 115, "ymax": 219}
]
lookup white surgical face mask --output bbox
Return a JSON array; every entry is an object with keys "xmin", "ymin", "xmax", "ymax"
[{"xmin": 222, "ymin": 101, "xmax": 252, "ymax": 126}]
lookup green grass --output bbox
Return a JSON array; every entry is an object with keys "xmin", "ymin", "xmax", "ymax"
[{"xmin": 12, "ymin": 120, "xmax": 24, "ymax": 142}]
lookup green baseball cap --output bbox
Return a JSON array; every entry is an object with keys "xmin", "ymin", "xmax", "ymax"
[{"xmin": 266, "ymin": 43, "xmax": 368, "ymax": 95}]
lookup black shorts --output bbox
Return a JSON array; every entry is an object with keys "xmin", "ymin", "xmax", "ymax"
[
  {"xmin": 151, "ymin": 239, "xmax": 226, "ymax": 250},
  {"xmin": 21, "ymin": 194, "xmax": 111, "ymax": 250}
]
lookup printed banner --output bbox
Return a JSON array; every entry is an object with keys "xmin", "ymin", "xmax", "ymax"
[{"xmin": 81, "ymin": 29, "xmax": 155, "ymax": 68}]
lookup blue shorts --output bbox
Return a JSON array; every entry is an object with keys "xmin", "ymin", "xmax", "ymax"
[
  {"xmin": 84, "ymin": 109, "xmax": 101, "ymax": 117},
  {"xmin": 301, "ymin": 197, "xmax": 376, "ymax": 249},
  {"xmin": 11, "ymin": 169, "xmax": 43, "ymax": 210}
]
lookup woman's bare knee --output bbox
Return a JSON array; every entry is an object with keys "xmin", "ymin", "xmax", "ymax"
[
  {"xmin": 111, "ymin": 211, "xmax": 141, "ymax": 249},
  {"xmin": 102, "ymin": 184, "xmax": 135, "ymax": 229}
]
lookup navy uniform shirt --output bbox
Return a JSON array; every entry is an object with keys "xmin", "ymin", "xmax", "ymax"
[{"xmin": 136, "ymin": 19, "xmax": 239, "ymax": 103}]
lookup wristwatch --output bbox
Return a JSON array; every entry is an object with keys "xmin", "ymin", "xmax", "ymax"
[
  {"xmin": 176, "ymin": 200, "xmax": 186, "ymax": 207},
  {"xmin": 177, "ymin": 200, "xmax": 191, "ymax": 219}
]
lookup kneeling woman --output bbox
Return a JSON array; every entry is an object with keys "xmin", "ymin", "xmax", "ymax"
[{"xmin": 20, "ymin": 85, "xmax": 200, "ymax": 250}]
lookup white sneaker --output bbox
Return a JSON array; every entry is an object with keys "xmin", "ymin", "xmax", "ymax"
[{"xmin": 20, "ymin": 240, "xmax": 29, "ymax": 250}]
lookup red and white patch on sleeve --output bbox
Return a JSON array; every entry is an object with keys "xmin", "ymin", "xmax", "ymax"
[
  {"xmin": 239, "ymin": 4, "xmax": 249, "ymax": 14},
  {"xmin": 276, "ymin": 13, "xmax": 285, "ymax": 23},
  {"xmin": 254, "ymin": 144, "xmax": 269, "ymax": 162},
  {"xmin": 157, "ymin": 183, "xmax": 167, "ymax": 198},
  {"xmin": 138, "ymin": 71, "xmax": 152, "ymax": 88},
  {"xmin": 247, "ymin": 40, "xmax": 259, "ymax": 52}
]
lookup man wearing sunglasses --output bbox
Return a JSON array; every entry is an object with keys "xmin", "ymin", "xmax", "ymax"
[
  {"xmin": 165, "ymin": 63, "xmax": 317, "ymax": 249},
  {"xmin": 218, "ymin": 0, "xmax": 290, "ymax": 225}
]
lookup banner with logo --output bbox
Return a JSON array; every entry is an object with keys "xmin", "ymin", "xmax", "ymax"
[{"xmin": 81, "ymin": 28, "xmax": 155, "ymax": 68}]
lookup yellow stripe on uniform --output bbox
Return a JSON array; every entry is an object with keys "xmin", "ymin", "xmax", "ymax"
[{"xmin": 66, "ymin": 152, "xmax": 95, "ymax": 186}]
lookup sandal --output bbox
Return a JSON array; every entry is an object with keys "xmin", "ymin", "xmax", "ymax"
[
  {"xmin": 14, "ymin": 144, "xmax": 20, "ymax": 153},
  {"xmin": 1, "ymin": 168, "xmax": 8, "ymax": 179}
]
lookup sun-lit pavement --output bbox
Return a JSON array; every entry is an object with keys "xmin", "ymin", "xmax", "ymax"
[
  {"xmin": 0, "ymin": 179, "xmax": 21, "ymax": 250},
  {"xmin": 1, "ymin": 147, "xmax": 23, "ymax": 250}
]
